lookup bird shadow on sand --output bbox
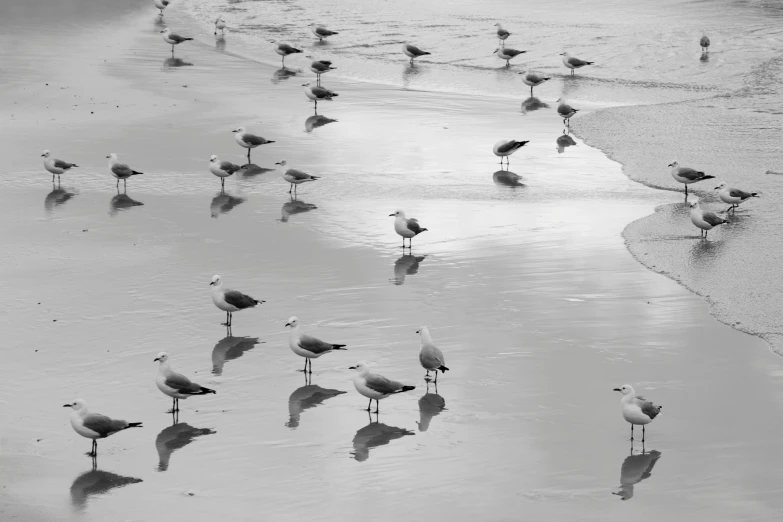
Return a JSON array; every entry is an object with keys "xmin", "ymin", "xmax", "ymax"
[
  {"xmin": 210, "ymin": 189, "xmax": 246, "ymax": 218},
  {"xmin": 70, "ymin": 461, "xmax": 142, "ymax": 511},
  {"xmin": 211, "ymin": 335, "xmax": 260, "ymax": 375},
  {"xmin": 350, "ymin": 412, "xmax": 415, "ymax": 462},
  {"xmin": 391, "ymin": 253, "xmax": 426, "ymax": 285},
  {"xmin": 286, "ymin": 382, "xmax": 347, "ymax": 429},
  {"xmin": 613, "ymin": 443, "xmax": 662, "ymax": 501},
  {"xmin": 163, "ymin": 57, "xmax": 193, "ymax": 69},
  {"xmin": 240, "ymin": 164, "xmax": 276, "ymax": 178},
  {"xmin": 155, "ymin": 421, "xmax": 216, "ymax": 471}
]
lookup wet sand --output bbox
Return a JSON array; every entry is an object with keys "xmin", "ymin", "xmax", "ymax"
[{"xmin": 2, "ymin": 1, "xmax": 783, "ymax": 521}]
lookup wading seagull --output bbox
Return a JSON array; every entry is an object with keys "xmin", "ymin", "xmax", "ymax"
[
  {"xmin": 310, "ymin": 60, "xmax": 336, "ymax": 85},
  {"xmin": 310, "ymin": 23, "xmax": 338, "ymax": 41},
  {"xmin": 390, "ymin": 209, "xmax": 428, "ymax": 249},
  {"xmin": 493, "ymin": 139, "xmax": 529, "ymax": 166},
  {"xmin": 560, "ymin": 52, "xmax": 594, "ymax": 76},
  {"xmin": 556, "ymin": 98, "xmax": 579, "ymax": 125},
  {"xmin": 154, "ymin": 0, "xmax": 169, "ymax": 16},
  {"xmin": 668, "ymin": 161, "xmax": 714, "ymax": 196},
  {"xmin": 519, "ymin": 70, "xmax": 550, "ymax": 95},
  {"xmin": 285, "ymin": 316, "xmax": 347, "ymax": 373},
  {"xmin": 714, "ymin": 182, "xmax": 759, "ymax": 211},
  {"xmin": 700, "ymin": 34, "xmax": 710, "ymax": 52},
  {"xmin": 689, "ymin": 200, "xmax": 728, "ymax": 238},
  {"xmin": 417, "ymin": 326, "xmax": 449, "ymax": 383},
  {"xmin": 209, "ymin": 155, "xmax": 242, "ymax": 188},
  {"xmin": 494, "ymin": 47, "xmax": 526, "ymax": 67},
  {"xmin": 349, "ymin": 362, "xmax": 415, "ymax": 413},
  {"xmin": 64, "ymin": 399, "xmax": 142, "ymax": 457},
  {"xmin": 302, "ymin": 82, "xmax": 338, "ymax": 107},
  {"xmin": 107, "ymin": 153, "xmax": 143, "ymax": 188},
  {"xmin": 42, "ymin": 150, "xmax": 78, "ymax": 182},
  {"xmin": 214, "ymin": 17, "xmax": 227, "ymax": 36},
  {"xmin": 154, "ymin": 352, "xmax": 216, "ymax": 413},
  {"xmin": 270, "ymin": 40, "xmax": 302, "ymax": 65},
  {"xmin": 613, "ymin": 385, "xmax": 661, "ymax": 442},
  {"xmin": 161, "ymin": 28, "xmax": 193, "ymax": 56},
  {"xmin": 402, "ymin": 43, "xmax": 431, "ymax": 65},
  {"xmin": 233, "ymin": 126, "xmax": 275, "ymax": 163},
  {"xmin": 276, "ymin": 160, "xmax": 319, "ymax": 195},
  {"xmin": 210, "ymin": 274, "xmax": 264, "ymax": 327},
  {"xmin": 494, "ymin": 23, "xmax": 510, "ymax": 46}
]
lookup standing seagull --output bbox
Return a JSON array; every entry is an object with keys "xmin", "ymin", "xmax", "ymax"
[
  {"xmin": 302, "ymin": 82, "xmax": 338, "ymax": 108},
  {"xmin": 161, "ymin": 28, "xmax": 193, "ymax": 56},
  {"xmin": 390, "ymin": 209, "xmax": 428, "ymax": 249},
  {"xmin": 154, "ymin": 352, "xmax": 216, "ymax": 413},
  {"xmin": 285, "ymin": 316, "xmax": 347, "ymax": 373},
  {"xmin": 233, "ymin": 127, "xmax": 275, "ymax": 163},
  {"xmin": 613, "ymin": 385, "xmax": 661, "ymax": 442},
  {"xmin": 64, "ymin": 399, "xmax": 142, "ymax": 457},
  {"xmin": 494, "ymin": 23, "xmax": 510, "ymax": 46},
  {"xmin": 700, "ymin": 34, "xmax": 710, "ymax": 52},
  {"xmin": 209, "ymin": 155, "xmax": 242, "ymax": 188},
  {"xmin": 270, "ymin": 40, "xmax": 302, "ymax": 65},
  {"xmin": 494, "ymin": 47, "xmax": 526, "ymax": 67},
  {"xmin": 310, "ymin": 60, "xmax": 336, "ymax": 86},
  {"xmin": 519, "ymin": 70, "xmax": 550, "ymax": 95},
  {"xmin": 214, "ymin": 17, "xmax": 227, "ymax": 36},
  {"xmin": 689, "ymin": 200, "xmax": 728, "ymax": 238},
  {"xmin": 560, "ymin": 52, "xmax": 594, "ymax": 76},
  {"xmin": 42, "ymin": 150, "xmax": 78, "ymax": 182},
  {"xmin": 402, "ymin": 43, "xmax": 431, "ymax": 65},
  {"xmin": 668, "ymin": 161, "xmax": 714, "ymax": 196},
  {"xmin": 275, "ymin": 160, "xmax": 319, "ymax": 195},
  {"xmin": 210, "ymin": 274, "xmax": 264, "ymax": 327},
  {"xmin": 556, "ymin": 98, "xmax": 579, "ymax": 126},
  {"xmin": 714, "ymin": 181, "xmax": 759, "ymax": 212},
  {"xmin": 154, "ymin": 0, "xmax": 169, "ymax": 17},
  {"xmin": 310, "ymin": 23, "xmax": 338, "ymax": 41},
  {"xmin": 417, "ymin": 326, "xmax": 449, "ymax": 383},
  {"xmin": 349, "ymin": 362, "xmax": 415, "ymax": 414},
  {"xmin": 493, "ymin": 139, "xmax": 529, "ymax": 167},
  {"xmin": 106, "ymin": 153, "xmax": 143, "ymax": 189}
]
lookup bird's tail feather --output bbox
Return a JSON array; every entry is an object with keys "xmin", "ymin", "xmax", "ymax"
[
  {"xmin": 331, "ymin": 344, "xmax": 347, "ymax": 350},
  {"xmin": 751, "ymin": 193, "xmax": 760, "ymax": 197},
  {"xmin": 439, "ymin": 365, "xmax": 449, "ymax": 373},
  {"xmin": 131, "ymin": 171, "xmax": 143, "ymax": 175},
  {"xmin": 127, "ymin": 422, "xmax": 143, "ymax": 428},
  {"xmin": 701, "ymin": 174, "xmax": 716, "ymax": 180},
  {"xmin": 422, "ymin": 52, "xmax": 431, "ymax": 56},
  {"xmin": 198, "ymin": 387, "xmax": 217, "ymax": 395},
  {"xmin": 396, "ymin": 385, "xmax": 416, "ymax": 393}
]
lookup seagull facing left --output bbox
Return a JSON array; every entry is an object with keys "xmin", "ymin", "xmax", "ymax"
[
  {"xmin": 494, "ymin": 22, "xmax": 510, "ymax": 46},
  {"xmin": 42, "ymin": 150, "xmax": 78, "ymax": 182},
  {"xmin": 494, "ymin": 47, "xmax": 526, "ymax": 67},
  {"xmin": 689, "ymin": 200, "xmax": 728, "ymax": 238},
  {"xmin": 417, "ymin": 326, "xmax": 449, "ymax": 383},
  {"xmin": 493, "ymin": 139, "xmax": 529, "ymax": 166},
  {"xmin": 613, "ymin": 385, "xmax": 661, "ymax": 442},
  {"xmin": 310, "ymin": 23, "xmax": 338, "ymax": 41},
  {"xmin": 560, "ymin": 52, "xmax": 594, "ymax": 76},
  {"xmin": 214, "ymin": 17, "xmax": 227, "ymax": 36},
  {"xmin": 285, "ymin": 316, "xmax": 347, "ymax": 373},
  {"xmin": 390, "ymin": 209, "xmax": 428, "ymax": 249},
  {"xmin": 349, "ymin": 362, "xmax": 416, "ymax": 413},
  {"xmin": 275, "ymin": 160, "xmax": 320, "ymax": 195},
  {"xmin": 714, "ymin": 181, "xmax": 759, "ymax": 212},
  {"xmin": 64, "ymin": 399, "xmax": 142, "ymax": 457},
  {"xmin": 154, "ymin": 352, "xmax": 216, "ymax": 413},
  {"xmin": 210, "ymin": 274, "xmax": 264, "ymax": 327},
  {"xmin": 209, "ymin": 155, "xmax": 243, "ymax": 188},
  {"xmin": 107, "ymin": 153, "xmax": 143, "ymax": 188},
  {"xmin": 161, "ymin": 28, "xmax": 194, "ymax": 56}
]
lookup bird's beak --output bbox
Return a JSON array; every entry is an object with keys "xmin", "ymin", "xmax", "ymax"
[
  {"xmin": 209, "ymin": 282, "xmax": 215, "ymax": 286},
  {"xmin": 388, "ymin": 213, "xmax": 395, "ymax": 216},
  {"xmin": 106, "ymin": 155, "xmax": 110, "ymax": 159},
  {"xmin": 714, "ymin": 186, "xmax": 720, "ymax": 189},
  {"xmin": 559, "ymin": 53, "xmax": 565, "ymax": 56},
  {"xmin": 232, "ymin": 129, "xmax": 239, "ymax": 133},
  {"xmin": 613, "ymin": 388, "xmax": 621, "ymax": 392},
  {"xmin": 493, "ymin": 49, "xmax": 498, "ymax": 54},
  {"xmin": 41, "ymin": 154, "xmax": 45, "ymax": 157},
  {"xmin": 285, "ymin": 322, "xmax": 291, "ymax": 327},
  {"xmin": 348, "ymin": 366, "xmax": 357, "ymax": 370},
  {"xmin": 667, "ymin": 163, "xmax": 673, "ymax": 167},
  {"xmin": 63, "ymin": 404, "xmax": 71, "ymax": 408},
  {"xmin": 415, "ymin": 330, "xmax": 420, "ymax": 334},
  {"xmin": 275, "ymin": 162, "xmax": 282, "ymax": 165},
  {"xmin": 154, "ymin": 357, "xmax": 160, "ymax": 362}
]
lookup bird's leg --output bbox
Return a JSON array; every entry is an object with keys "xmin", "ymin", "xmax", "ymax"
[
  {"xmin": 530, "ymin": 87, "xmax": 533, "ymax": 96},
  {"xmin": 685, "ymin": 185, "xmax": 688, "ymax": 197},
  {"xmin": 367, "ymin": 398, "xmax": 372, "ymax": 412},
  {"xmin": 642, "ymin": 425, "xmax": 646, "ymax": 442},
  {"xmin": 425, "ymin": 369, "xmax": 430, "ymax": 379},
  {"xmin": 374, "ymin": 400, "xmax": 380, "ymax": 414},
  {"xmin": 434, "ymin": 371, "xmax": 438, "ymax": 383},
  {"xmin": 247, "ymin": 149, "xmax": 251, "ymax": 163},
  {"xmin": 630, "ymin": 424, "xmax": 634, "ymax": 441},
  {"xmin": 307, "ymin": 359, "xmax": 312, "ymax": 374}
]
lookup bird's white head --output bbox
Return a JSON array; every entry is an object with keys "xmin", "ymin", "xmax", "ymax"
[
  {"xmin": 302, "ymin": 82, "xmax": 312, "ymax": 87},
  {"xmin": 493, "ymin": 48, "xmax": 499, "ymax": 54},
  {"xmin": 668, "ymin": 161, "xmax": 679, "ymax": 168},
  {"xmin": 714, "ymin": 181, "xmax": 727, "ymax": 190},
  {"xmin": 494, "ymin": 22, "xmax": 502, "ymax": 27},
  {"xmin": 160, "ymin": 28, "xmax": 170, "ymax": 34},
  {"xmin": 107, "ymin": 153, "xmax": 117, "ymax": 161},
  {"xmin": 210, "ymin": 274, "xmax": 222, "ymax": 287},
  {"xmin": 154, "ymin": 351, "xmax": 169, "ymax": 363},
  {"xmin": 42, "ymin": 150, "xmax": 51, "ymax": 158},
  {"xmin": 64, "ymin": 399, "xmax": 87, "ymax": 411},
  {"xmin": 613, "ymin": 384, "xmax": 635, "ymax": 396},
  {"xmin": 232, "ymin": 126, "xmax": 245, "ymax": 134},
  {"xmin": 348, "ymin": 362, "xmax": 369, "ymax": 374},
  {"xmin": 285, "ymin": 316, "xmax": 299, "ymax": 328},
  {"xmin": 415, "ymin": 326, "xmax": 429, "ymax": 335},
  {"xmin": 560, "ymin": 52, "xmax": 570, "ymax": 57},
  {"xmin": 210, "ymin": 155, "xmax": 218, "ymax": 162},
  {"xmin": 688, "ymin": 200, "xmax": 700, "ymax": 209},
  {"xmin": 275, "ymin": 160, "xmax": 288, "ymax": 167},
  {"xmin": 389, "ymin": 209, "xmax": 405, "ymax": 218}
]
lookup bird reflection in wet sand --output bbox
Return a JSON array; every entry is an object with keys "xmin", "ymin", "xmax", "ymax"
[
  {"xmin": 280, "ymin": 197, "xmax": 317, "ymax": 222},
  {"xmin": 305, "ymin": 113, "xmax": 338, "ymax": 133},
  {"xmin": 556, "ymin": 132, "xmax": 577, "ymax": 154},
  {"xmin": 520, "ymin": 96, "xmax": 549, "ymax": 114},
  {"xmin": 216, "ymin": 35, "xmax": 226, "ymax": 51},
  {"xmin": 70, "ymin": 462, "xmax": 142, "ymax": 511},
  {"xmin": 417, "ymin": 383, "xmax": 445, "ymax": 432},
  {"xmin": 109, "ymin": 189, "xmax": 143, "ymax": 216},
  {"xmin": 392, "ymin": 254, "xmax": 426, "ymax": 285},
  {"xmin": 272, "ymin": 67, "xmax": 301, "ymax": 84},
  {"xmin": 210, "ymin": 189, "xmax": 246, "ymax": 218},
  {"xmin": 351, "ymin": 413, "xmax": 415, "ymax": 462},
  {"xmin": 287, "ymin": 382, "xmax": 346, "ymax": 429},
  {"xmin": 45, "ymin": 184, "xmax": 77, "ymax": 213},
  {"xmin": 155, "ymin": 422, "xmax": 216, "ymax": 471},
  {"xmin": 212, "ymin": 335, "xmax": 260, "ymax": 375},
  {"xmin": 163, "ymin": 57, "xmax": 193, "ymax": 69},
  {"xmin": 492, "ymin": 170, "xmax": 524, "ymax": 187},
  {"xmin": 613, "ymin": 445, "xmax": 662, "ymax": 500},
  {"xmin": 700, "ymin": 51, "xmax": 709, "ymax": 62}
]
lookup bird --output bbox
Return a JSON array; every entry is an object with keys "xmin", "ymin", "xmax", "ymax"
[
  {"xmin": 160, "ymin": 28, "xmax": 193, "ymax": 56},
  {"xmin": 560, "ymin": 52, "xmax": 594, "ymax": 76},
  {"xmin": 494, "ymin": 23, "xmax": 510, "ymax": 46},
  {"xmin": 270, "ymin": 40, "xmax": 302, "ymax": 65},
  {"xmin": 349, "ymin": 362, "xmax": 415, "ymax": 413},
  {"xmin": 390, "ymin": 209, "xmax": 428, "ymax": 249},
  {"xmin": 275, "ymin": 160, "xmax": 319, "ymax": 195},
  {"xmin": 154, "ymin": 352, "xmax": 216, "ymax": 413},
  {"xmin": 302, "ymin": 82, "xmax": 338, "ymax": 107},
  {"xmin": 689, "ymin": 200, "xmax": 728, "ymax": 238},
  {"xmin": 700, "ymin": 34, "xmax": 710, "ymax": 52},
  {"xmin": 310, "ymin": 23, "xmax": 338, "ymax": 41},
  {"xmin": 42, "ymin": 150, "xmax": 77, "ymax": 182},
  {"xmin": 154, "ymin": 0, "xmax": 169, "ymax": 16},
  {"xmin": 714, "ymin": 181, "xmax": 759, "ymax": 212},
  {"xmin": 285, "ymin": 316, "xmax": 347, "ymax": 373},
  {"xmin": 417, "ymin": 326, "xmax": 449, "ymax": 383},
  {"xmin": 209, "ymin": 155, "xmax": 243, "ymax": 188},
  {"xmin": 233, "ymin": 127, "xmax": 275, "ymax": 163},
  {"xmin": 106, "ymin": 153, "xmax": 143, "ymax": 188},
  {"xmin": 668, "ymin": 161, "xmax": 715, "ymax": 196},
  {"xmin": 494, "ymin": 47, "xmax": 526, "ymax": 67},
  {"xmin": 613, "ymin": 385, "xmax": 662, "ymax": 442},
  {"xmin": 402, "ymin": 43, "xmax": 431, "ymax": 65},
  {"xmin": 493, "ymin": 139, "xmax": 529, "ymax": 167},
  {"xmin": 64, "ymin": 399, "xmax": 142, "ymax": 457},
  {"xmin": 214, "ymin": 17, "xmax": 226, "ymax": 36},
  {"xmin": 310, "ymin": 60, "xmax": 336, "ymax": 86},
  {"xmin": 519, "ymin": 71, "xmax": 550, "ymax": 95},
  {"xmin": 210, "ymin": 274, "xmax": 264, "ymax": 327},
  {"xmin": 556, "ymin": 98, "xmax": 579, "ymax": 126}
]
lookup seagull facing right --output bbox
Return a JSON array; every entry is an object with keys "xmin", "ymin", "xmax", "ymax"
[
  {"xmin": 689, "ymin": 200, "xmax": 728, "ymax": 238},
  {"xmin": 390, "ymin": 209, "xmax": 428, "ymax": 249},
  {"xmin": 714, "ymin": 181, "xmax": 759, "ymax": 211},
  {"xmin": 154, "ymin": 352, "xmax": 216, "ymax": 413},
  {"xmin": 42, "ymin": 150, "xmax": 78, "ymax": 182},
  {"xmin": 285, "ymin": 316, "xmax": 347, "ymax": 373},
  {"xmin": 700, "ymin": 34, "xmax": 710, "ymax": 52},
  {"xmin": 161, "ymin": 28, "xmax": 193, "ymax": 56},
  {"xmin": 613, "ymin": 384, "xmax": 661, "ymax": 442},
  {"xmin": 519, "ymin": 70, "xmax": 551, "ymax": 95},
  {"xmin": 494, "ymin": 22, "xmax": 510, "ymax": 46},
  {"xmin": 402, "ymin": 43, "xmax": 431, "ymax": 65},
  {"xmin": 349, "ymin": 362, "xmax": 415, "ymax": 413},
  {"xmin": 560, "ymin": 52, "xmax": 594, "ymax": 76},
  {"xmin": 556, "ymin": 98, "xmax": 579, "ymax": 125},
  {"xmin": 310, "ymin": 23, "xmax": 338, "ymax": 41},
  {"xmin": 107, "ymin": 153, "xmax": 143, "ymax": 188},
  {"xmin": 668, "ymin": 161, "xmax": 714, "ymax": 196},
  {"xmin": 64, "ymin": 399, "xmax": 142, "ymax": 457},
  {"xmin": 493, "ymin": 139, "xmax": 529, "ymax": 166},
  {"xmin": 209, "ymin": 155, "xmax": 243, "ymax": 188},
  {"xmin": 417, "ymin": 326, "xmax": 449, "ymax": 383},
  {"xmin": 210, "ymin": 274, "xmax": 264, "ymax": 327}
]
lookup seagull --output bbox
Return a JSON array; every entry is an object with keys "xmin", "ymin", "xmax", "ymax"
[
  {"xmin": 519, "ymin": 71, "xmax": 550, "ymax": 95},
  {"xmin": 161, "ymin": 28, "xmax": 193, "ymax": 56},
  {"xmin": 310, "ymin": 60, "xmax": 336, "ymax": 85},
  {"xmin": 210, "ymin": 274, "xmax": 264, "ymax": 327},
  {"xmin": 493, "ymin": 139, "xmax": 529, "ymax": 167},
  {"xmin": 106, "ymin": 153, "xmax": 143, "ymax": 188},
  {"xmin": 556, "ymin": 98, "xmax": 579, "ymax": 125},
  {"xmin": 275, "ymin": 160, "xmax": 319, "ymax": 195},
  {"xmin": 417, "ymin": 326, "xmax": 449, "ymax": 383},
  {"xmin": 494, "ymin": 22, "xmax": 510, "ymax": 46},
  {"xmin": 668, "ymin": 161, "xmax": 715, "ymax": 196},
  {"xmin": 613, "ymin": 385, "xmax": 661, "ymax": 442},
  {"xmin": 214, "ymin": 17, "xmax": 227, "ymax": 35},
  {"xmin": 310, "ymin": 23, "xmax": 338, "ymax": 41},
  {"xmin": 42, "ymin": 150, "xmax": 78, "ymax": 182},
  {"xmin": 233, "ymin": 127, "xmax": 275, "ymax": 163},
  {"xmin": 700, "ymin": 34, "xmax": 710, "ymax": 52},
  {"xmin": 402, "ymin": 43, "xmax": 431, "ymax": 65},
  {"xmin": 154, "ymin": 352, "xmax": 216, "ymax": 413},
  {"xmin": 302, "ymin": 82, "xmax": 338, "ymax": 107},
  {"xmin": 209, "ymin": 155, "xmax": 242, "ymax": 188},
  {"xmin": 560, "ymin": 52, "xmax": 594, "ymax": 76},
  {"xmin": 154, "ymin": 0, "xmax": 169, "ymax": 16},
  {"xmin": 494, "ymin": 47, "xmax": 526, "ymax": 67},
  {"xmin": 390, "ymin": 209, "xmax": 428, "ymax": 249},
  {"xmin": 270, "ymin": 40, "xmax": 302, "ymax": 65},
  {"xmin": 285, "ymin": 316, "xmax": 347, "ymax": 373},
  {"xmin": 349, "ymin": 362, "xmax": 415, "ymax": 413},
  {"xmin": 64, "ymin": 399, "xmax": 142, "ymax": 457},
  {"xmin": 714, "ymin": 181, "xmax": 759, "ymax": 212},
  {"xmin": 689, "ymin": 200, "xmax": 728, "ymax": 238}
]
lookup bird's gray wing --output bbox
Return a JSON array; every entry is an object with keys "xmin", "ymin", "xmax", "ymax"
[
  {"xmin": 242, "ymin": 133, "xmax": 269, "ymax": 146},
  {"xmin": 497, "ymin": 140, "xmax": 523, "ymax": 153},
  {"xmin": 497, "ymin": 29, "xmax": 510, "ymax": 37},
  {"xmin": 702, "ymin": 211, "xmax": 726, "ymax": 226},
  {"xmin": 675, "ymin": 167, "xmax": 704, "ymax": 180},
  {"xmin": 219, "ymin": 161, "xmax": 242, "ymax": 174},
  {"xmin": 558, "ymin": 104, "xmax": 574, "ymax": 115},
  {"xmin": 567, "ymin": 56, "xmax": 590, "ymax": 66},
  {"xmin": 729, "ymin": 188, "xmax": 753, "ymax": 199},
  {"xmin": 315, "ymin": 27, "xmax": 335, "ymax": 36},
  {"xmin": 164, "ymin": 371, "xmax": 202, "ymax": 394},
  {"xmin": 223, "ymin": 289, "xmax": 258, "ymax": 309},
  {"xmin": 364, "ymin": 373, "xmax": 404, "ymax": 394},
  {"xmin": 54, "ymin": 159, "xmax": 75, "ymax": 169},
  {"xmin": 406, "ymin": 44, "xmax": 425, "ymax": 55},
  {"xmin": 311, "ymin": 61, "xmax": 329, "ymax": 72},
  {"xmin": 82, "ymin": 413, "xmax": 128, "ymax": 436},
  {"xmin": 635, "ymin": 396, "xmax": 662, "ymax": 420},
  {"xmin": 405, "ymin": 218, "xmax": 424, "ymax": 233},
  {"xmin": 507, "ymin": 49, "xmax": 525, "ymax": 57},
  {"xmin": 310, "ymin": 85, "xmax": 335, "ymax": 98},
  {"xmin": 168, "ymin": 33, "xmax": 190, "ymax": 43},
  {"xmin": 420, "ymin": 344, "xmax": 445, "ymax": 367},
  {"xmin": 298, "ymin": 334, "xmax": 337, "ymax": 355},
  {"xmin": 279, "ymin": 43, "xmax": 301, "ymax": 53},
  {"xmin": 700, "ymin": 36, "xmax": 710, "ymax": 46},
  {"xmin": 111, "ymin": 163, "xmax": 133, "ymax": 177},
  {"xmin": 526, "ymin": 73, "xmax": 541, "ymax": 82},
  {"xmin": 286, "ymin": 168, "xmax": 314, "ymax": 180}
]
